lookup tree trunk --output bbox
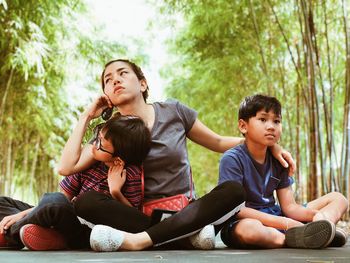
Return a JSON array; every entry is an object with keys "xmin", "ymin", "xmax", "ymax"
[
  {"xmin": 341, "ymin": 0, "xmax": 350, "ymax": 202},
  {"xmin": 300, "ymin": 0, "xmax": 318, "ymax": 201},
  {"xmin": 249, "ymin": 0, "xmax": 272, "ymax": 94},
  {"xmin": 0, "ymin": 68, "xmax": 14, "ymax": 127},
  {"xmin": 29, "ymin": 137, "xmax": 40, "ymax": 203}
]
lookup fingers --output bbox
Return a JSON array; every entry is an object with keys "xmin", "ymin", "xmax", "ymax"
[
  {"xmin": 108, "ymin": 163, "xmax": 123, "ymax": 177},
  {"xmin": 0, "ymin": 217, "xmax": 14, "ymax": 234},
  {"xmin": 121, "ymin": 169, "xmax": 126, "ymax": 180},
  {"xmin": 102, "ymin": 94, "xmax": 113, "ymax": 108},
  {"xmin": 282, "ymin": 151, "xmax": 296, "ymax": 176},
  {"xmin": 113, "ymin": 157, "xmax": 125, "ymax": 168}
]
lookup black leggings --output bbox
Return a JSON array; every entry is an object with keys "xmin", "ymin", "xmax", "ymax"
[{"xmin": 74, "ymin": 181, "xmax": 245, "ymax": 246}]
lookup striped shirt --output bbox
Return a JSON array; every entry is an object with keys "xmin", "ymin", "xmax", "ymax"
[{"xmin": 59, "ymin": 162, "xmax": 143, "ymax": 209}]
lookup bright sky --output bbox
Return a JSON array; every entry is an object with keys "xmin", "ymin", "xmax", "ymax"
[{"xmin": 85, "ymin": 0, "xmax": 171, "ymax": 102}]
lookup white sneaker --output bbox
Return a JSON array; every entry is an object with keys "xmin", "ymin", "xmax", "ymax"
[
  {"xmin": 189, "ymin": 225, "xmax": 216, "ymax": 250},
  {"xmin": 90, "ymin": 225, "xmax": 124, "ymax": 252}
]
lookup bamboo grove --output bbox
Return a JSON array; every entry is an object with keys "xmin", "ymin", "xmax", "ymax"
[
  {"xmin": 0, "ymin": 0, "xmax": 349, "ymax": 209},
  {"xmin": 157, "ymin": 0, "xmax": 350, "ymax": 207},
  {"xmin": 0, "ymin": 0, "xmax": 131, "ymax": 202}
]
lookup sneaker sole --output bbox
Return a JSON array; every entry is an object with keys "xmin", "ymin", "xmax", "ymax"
[
  {"xmin": 19, "ymin": 224, "xmax": 66, "ymax": 251},
  {"xmin": 285, "ymin": 220, "xmax": 336, "ymax": 249}
]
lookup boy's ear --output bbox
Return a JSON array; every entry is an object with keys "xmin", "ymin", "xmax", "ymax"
[{"xmin": 238, "ymin": 119, "xmax": 248, "ymax": 135}]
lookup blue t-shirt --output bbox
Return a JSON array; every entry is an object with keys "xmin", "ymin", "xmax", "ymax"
[{"xmin": 218, "ymin": 144, "xmax": 294, "ymax": 209}]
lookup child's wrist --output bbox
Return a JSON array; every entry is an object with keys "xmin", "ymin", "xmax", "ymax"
[{"xmin": 284, "ymin": 217, "xmax": 289, "ymax": 231}]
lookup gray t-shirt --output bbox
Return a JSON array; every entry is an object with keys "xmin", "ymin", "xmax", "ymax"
[{"xmin": 143, "ymin": 99, "xmax": 198, "ymax": 201}]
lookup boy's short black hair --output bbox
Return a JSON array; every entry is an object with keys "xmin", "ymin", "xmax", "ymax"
[
  {"xmin": 102, "ymin": 114, "xmax": 151, "ymax": 166},
  {"xmin": 238, "ymin": 94, "xmax": 282, "ymax": 121}
]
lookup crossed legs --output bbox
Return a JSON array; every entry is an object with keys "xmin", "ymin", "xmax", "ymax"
[{"xmin": 307, "ymin": 192, "xmax": 349, "ymax": 223}]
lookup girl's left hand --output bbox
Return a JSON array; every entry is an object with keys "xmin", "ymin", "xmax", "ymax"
[{"xmin": 107, "ymin": 158, "xmax": 126, "ymax": 194}]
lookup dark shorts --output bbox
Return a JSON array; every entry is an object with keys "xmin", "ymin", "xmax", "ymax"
[{"xmin": 220, "ymin": 204, "xmax": 284, "ymax": 248}]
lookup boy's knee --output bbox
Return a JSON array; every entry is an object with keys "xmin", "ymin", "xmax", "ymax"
[
  {"xmin": 222, "ymin": 219, "xmax": 261, "ymax": 247},
  {"xmin": 329, "ymin": 192, "xmax": 349, "ymax": 209},
  {"xmin": 235, "ymin": 219, "xmax": 261, "ymax": 238},
  {"xmin": 336, "ymin": 192, "xmax": 349, "ymax": 210}
]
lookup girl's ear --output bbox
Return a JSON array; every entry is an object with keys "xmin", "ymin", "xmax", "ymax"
[
  {"xmin": 140, "ymin": 79, "xmax": 148, "ymax": 92},
  {"xmin": 238, "ymin": 119, "xmax": 248, "ymax": 135}
]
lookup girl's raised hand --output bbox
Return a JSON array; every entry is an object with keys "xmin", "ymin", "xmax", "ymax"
[{"xmin": 84, "ymin": 95, "xmax": 113, "ymax": 120}]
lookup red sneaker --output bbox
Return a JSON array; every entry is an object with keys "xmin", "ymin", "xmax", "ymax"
[
  {"xmin": 0, "ymin": 232, "xmax": 23, "ymax": 249},
  {"xmin": 0, "ymin": 233, "xmax": 9, "ymax": 247},
  {"xmin": 19, "ymin": 224, "xmax": 67, "ymax": 250}
]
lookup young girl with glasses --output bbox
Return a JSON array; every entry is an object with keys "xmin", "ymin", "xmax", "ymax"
[{"xmin": 0, "ymin": 115, "xmax": 151, "ymax": 250}]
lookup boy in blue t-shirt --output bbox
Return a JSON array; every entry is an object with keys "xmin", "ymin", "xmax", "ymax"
[{"xmin": 219, "ymin": 94, "xmax": 348, "ymax": 249}]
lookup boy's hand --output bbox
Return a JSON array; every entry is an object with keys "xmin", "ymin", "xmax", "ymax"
[{"xmin": 270, "ymin": 144, "xmax": 296, "ymax": 176}]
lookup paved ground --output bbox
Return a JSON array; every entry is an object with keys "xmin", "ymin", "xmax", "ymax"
[{"xmin": 1, "ymin": 239, "xmax": 349, "ymax": 263}]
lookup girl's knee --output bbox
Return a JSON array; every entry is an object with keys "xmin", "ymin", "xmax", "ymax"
[
  {"xmin": 74, "ymin": 191, "xmax": 105, "ymax": 215},
  {"xmin": 219, "ymin": 181, "xmax": 246, "ymax": 203}
]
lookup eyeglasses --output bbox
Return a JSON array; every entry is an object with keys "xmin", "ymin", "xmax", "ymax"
[
  {"xmin": 95, "ymin": 136, "xmax": 114, "ymax": 155},
  {"xmin": 93, "ymin": 124, "xmax": 114, "ymax": 155}
]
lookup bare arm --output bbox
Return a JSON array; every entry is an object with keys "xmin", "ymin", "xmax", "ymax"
[
  {"xmin": 277, "ymin": 187, "xmax": 317, "ymax": 222},
  {"xmin": 57, "ymin": 95, "xmax": 112, "ymax": 176},
  {"xmin": 187, "ymin": 119, "xmax": 244, "ymax": 153},
  {"xmin": 237, "ymin": 207, "xmax": 303, "ymax": 230},
  {"xmin": 188, "ymin": 119, "xmax": 296, "ymax": 173}
]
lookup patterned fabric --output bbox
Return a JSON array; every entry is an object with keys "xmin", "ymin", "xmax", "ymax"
[{"xmin": 59, "ymin": 162, "xmax": 142, "ymax": 209}]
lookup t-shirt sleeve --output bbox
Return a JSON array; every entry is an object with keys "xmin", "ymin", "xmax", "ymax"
[
  {"xmin": 276, "ymin": 167, "xmax": 294, "ymax": 189},
  {"xmin": 59, "ymin": 173, "xmax": 82, "ymax": 197},
  {"xmin": 173, "ymin": 99, "xmax": 198, "ymax": 133},
  {"xmin": 219, "ymin": 151, "xmax": 244, "ymax": 186}
]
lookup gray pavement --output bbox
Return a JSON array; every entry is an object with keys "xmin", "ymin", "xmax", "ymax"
[{"xmin": 1, "ymin": 240, "xmax": 349, "ymax": 263}]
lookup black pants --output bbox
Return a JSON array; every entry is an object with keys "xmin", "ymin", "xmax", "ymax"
[
  {"xmin": 75, "ymin": 181, "xmax": 245, "ymax": 246},
  {"xmin": 0, "ymin": 193, "xmax": 90, "ymax": 249}
]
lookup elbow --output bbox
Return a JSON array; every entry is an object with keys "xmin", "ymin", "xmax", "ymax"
[
  {"xmin": 280, "ymin": 205, "xmax": 295, "ymax": 218},
  {"xmin": 57, "ymin": 165, "xmax": 72, "ymax": 176}
]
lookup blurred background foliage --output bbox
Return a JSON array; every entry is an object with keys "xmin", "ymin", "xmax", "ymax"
[
  {"xmin": 155, "ymin": 0, "xmax": 350, "ymax": 205},
  {"xmin": 0, "ymin": 0, "xmax": 349, "ymax": 213}
]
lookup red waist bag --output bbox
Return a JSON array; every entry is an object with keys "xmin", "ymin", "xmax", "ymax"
[
  {"xmin": 141, "ymin": 168, "xmax": 193, "ymax": 217},
  {"xmin": 142, "ymin": 194, "xmax": 190, "ymax": 216}
]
